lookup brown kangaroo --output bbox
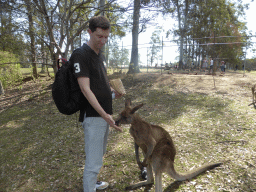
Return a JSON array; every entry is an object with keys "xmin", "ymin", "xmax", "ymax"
[
  {"xmin": 115, "ymin": 99, "xmax": 222, "ymax": 192},
  {"xmin": 252, "ymin": 85, "xmax": 256, "ymax": 106},
  {"xmin": 249, "ymin": 85, "xmax": 256, "ymax": 107}
]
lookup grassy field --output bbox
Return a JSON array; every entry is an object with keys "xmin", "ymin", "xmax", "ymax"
[{"xmin": 0, "ymin": 70, "xmax": 255, "ymax": 192}]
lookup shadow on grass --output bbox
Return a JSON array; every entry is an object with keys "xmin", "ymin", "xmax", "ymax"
[
  {"xmin": 2, "ymin": 73, "xmax": 255, "ymax": 191},
  {"xmin": 0, "ymin": 90, "xmax": 84, "ymax": 191},
  {"xmin": 163, "ymin": 163, "xmax": 223, "ymax": 192},
  {"xmin": 124, "ymin": 88, "xmax": 232, "ymax": 125},
  {"xmin": 116, "ymin": 73, "xmax": 232, "ymax": 125}
]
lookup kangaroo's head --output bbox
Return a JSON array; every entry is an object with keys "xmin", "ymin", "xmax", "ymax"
[{"xmin": 115, "ymin": 99, "xmax": 144, "ymax": 126}]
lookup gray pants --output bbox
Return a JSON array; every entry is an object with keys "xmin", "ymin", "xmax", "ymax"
[{"xmin": 82, "ymin": 116, "xmax": 109, "ymax": 192}]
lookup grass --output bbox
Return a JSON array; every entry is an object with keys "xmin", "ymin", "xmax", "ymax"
[
  {"xmin": 20, "ymin": 68, "xmax": 54, "ymax": 75},
  {"xmin": 0, "ymin": 70, "xmax": 256, "ymax": 191}
]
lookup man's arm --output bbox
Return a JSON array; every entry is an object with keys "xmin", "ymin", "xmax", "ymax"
[{"xmin": 77, "ymin": 76, "xmax": 122, "ymax": 132}]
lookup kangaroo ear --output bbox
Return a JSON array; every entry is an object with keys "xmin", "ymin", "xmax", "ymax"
[
  {"xmin": 131, "ymin": 103, "xmax": 144, "ymax": 114},
  {"xmin": 125, "ymin": 98, "xmax": 132, "ymax": 108}
]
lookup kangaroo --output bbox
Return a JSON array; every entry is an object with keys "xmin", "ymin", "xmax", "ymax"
[
  {"xmin": 115, "ymin": 99, "xmax": 222, "ymax": 192},
  {"xmin": 249, "ymin": 85, "xmax": 256, "ymax": 107},
  {"xmin": 252, "ymin": 85, "xmax": 256, "ymax": 106}
]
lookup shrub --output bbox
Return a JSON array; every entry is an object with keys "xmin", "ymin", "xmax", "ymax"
[{"xmin": 0, "ymin": 51, "xmax": 22, "ymax": 88}]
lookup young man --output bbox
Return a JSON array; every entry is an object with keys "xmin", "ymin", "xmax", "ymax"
[
  {"xmin": 71, "ymin": 16, "xmax": 122, "ymax": 192},
  {"xmin": 210, "ymin": 58, "xmax": 214, "ymax": 73}
]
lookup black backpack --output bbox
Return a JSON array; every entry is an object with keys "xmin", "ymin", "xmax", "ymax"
[{"xmin": 52, "ymin": 57, "xmax": 83, "ymax": 115}]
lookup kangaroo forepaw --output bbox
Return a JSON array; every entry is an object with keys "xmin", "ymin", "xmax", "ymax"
[{"xmin": 141, "ymin": 167, "xmax": 147, "ymax": 180}]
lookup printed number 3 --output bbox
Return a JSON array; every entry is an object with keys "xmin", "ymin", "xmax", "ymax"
[{"xmin": 74, "ymin": 63, "xmax": 81, "ymax": 73}]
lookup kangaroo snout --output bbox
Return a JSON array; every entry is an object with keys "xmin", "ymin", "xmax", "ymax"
[{"xmin": 115, "ymin": 120, "xmax": 120, "ymax": 126}]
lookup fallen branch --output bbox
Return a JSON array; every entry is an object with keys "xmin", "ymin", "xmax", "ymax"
[
  {"xmin": 248, "ymin": 101, "xmax": 256, "ymax": 106},
  {"xmin": 217, "ymin": 140, "xmax": 248, "ymax": 144}
]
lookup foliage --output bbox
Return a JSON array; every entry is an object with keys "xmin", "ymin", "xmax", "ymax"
[
  {"xmin": 108, "ymin": 39, "xmax": 130, "ymax": 69},
  {"xmin": 245, "ymin": 58, "xmax": 256, "ymax": 70},
  {"xmin": 2, "ymin": 0, "xmax": 128, "ymax": 75},
  {"xmin": 0, "ymin": 1, "xmax": 28, "ymax": 61},
  {"xmin": 0, "ymin": 51, "xmax": 22, "ymax": 88},
  {"xmin": 148, "ymin": 29, "xmax": 162, "ymax": 66},
  {"xmin": 201, "ymin": 1, "xmax": 247, "ymax": 64},
  {"xmin": 127, "ymin": 0, "xmax": 174, "ymax": 73},
  {"xmin": 166, "ymin": 0, "xmax": 248, "ymax": 66},
  {"xmin": 0, "ymin": 0, "xmax": 253, "ymax": 76}
]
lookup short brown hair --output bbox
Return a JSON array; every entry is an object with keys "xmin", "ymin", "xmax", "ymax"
[{"xmin": 89, "ymin": 16, "xmax": 110, "ymax": 32}]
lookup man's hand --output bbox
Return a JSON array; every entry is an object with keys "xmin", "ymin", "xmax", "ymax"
[
  {"xmin": 111, "ymin": 87, "xmax": 124, "ymax": 99},
  {"xmin": 113, "ymin": 90, "xmax": 124, "ymax": 99},
  {"xmin": 103, "ymin": 114, "xmax": 123, "ymax": 132}
]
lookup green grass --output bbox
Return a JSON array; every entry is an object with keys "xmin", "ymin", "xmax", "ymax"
[
  {"xmin": 20, "ymin": 68, "xmax": 54, "ymax": 75},
  {"xmin": 0, "ymin": 71, "xmax": 256, "ymax": 191}
]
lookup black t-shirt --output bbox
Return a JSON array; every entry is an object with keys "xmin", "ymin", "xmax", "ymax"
[{"xmin": 70, "ymin": 43, "xmax": 112, "ymax": 122}]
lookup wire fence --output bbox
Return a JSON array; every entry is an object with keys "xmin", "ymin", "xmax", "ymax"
[{"xmin": 1, "ymin": 35, "xmax": 256, "ymax": 76}]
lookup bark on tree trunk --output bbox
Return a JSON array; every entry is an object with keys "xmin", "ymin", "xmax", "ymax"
[
  {"xmin": 25, "ymin": 0, "xmax": 37, "ymax": 78},
  {"xmin": 0, "ymin": 81, "xmax": 4, "ymax": 95},
  {"xmin": 52, "ymin": 52, "xmax": 58, "ymax": 75},
  {"xmin": 128, "ymin": 0, "xmax": 141, "ymax": 74}
]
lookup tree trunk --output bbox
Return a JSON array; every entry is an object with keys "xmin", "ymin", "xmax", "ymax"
[
  {"xmin": 0, "ymin": 80, "xmax": 4, "ymax": 95},
  {"xmin": 52, "ymin": 52, "xmax": 58, "ymax": 74},
  {"xmin": 179, "ymin": 32, "xmax": 184, "ymax": 69},
  {"xmin": 128, "ymin": 0, "xmax": 141, "ymax": 74},
  {"xmin": 40, "ymin": 32, "xmax": 45, "ymax": 73},
  {"xmin": 25, "ymin": 0, "xmax": 37, "ymax": 78},
  {"xmin": 177, "ymin": 3, "xmax": 183, "ymax": 69}
]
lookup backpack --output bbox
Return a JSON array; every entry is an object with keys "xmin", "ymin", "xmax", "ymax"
[{"xmin": 52, "ymin": 57, "xmax": 83, "ymax": 115}]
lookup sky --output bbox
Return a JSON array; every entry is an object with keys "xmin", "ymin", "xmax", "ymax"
[
  {"xmin": 120, "ymin": 0, "xmax": 256, "ymax": 66},
  {"xmin": 242, "ymin": 0, "xmax": 256, "ymax": 58}
]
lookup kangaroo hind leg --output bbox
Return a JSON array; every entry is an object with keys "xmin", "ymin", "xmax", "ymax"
[{"xmin": 155, "ymin": 171, "xmax": 163, "ymax": 192}]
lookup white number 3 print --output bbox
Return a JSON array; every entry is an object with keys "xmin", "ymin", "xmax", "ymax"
[{"xmin": 74, "ymin": 63, "xmax": 81, "ymax": 73}]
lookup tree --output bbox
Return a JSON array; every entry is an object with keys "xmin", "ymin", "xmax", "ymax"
[
  {"xmin": 24, "ymin": 0, "xmax": 37, "ymax": 78},
  {"xmin": 127, "ymin": 0, "xmax": 174, "ymax": 73},
  {"xmin": 0, "ymin": 51, "xmax": 21, "ymax": 88},
  {"xmin": 166, "ymin": 0, "xmax": 248, "ymax": 70},
  {"xmin": 39, "ymin": 0, "xmax": 128, "ymax": 74},
  {"xmin": 172, "ymin": 0, "xmax": 189, "ymax": 68},
  {"xmin": 128, "ymin": 0, "xmax": 141, "ymax": 74},
  {"xmin": 108, "ymin": 40, "xmax": 129, "ymax": 70},
  {"xmin": 148, "ymin": 29, "xmax": 162, "ymax": 66},
  {"xmin": 0, "ymin": 0, "xmax": 27, "ymax": 60}
]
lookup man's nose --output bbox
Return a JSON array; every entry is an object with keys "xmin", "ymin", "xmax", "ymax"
[{"xmin": 101, "ymin": 38, "xmax": 107, "ymax": 44}]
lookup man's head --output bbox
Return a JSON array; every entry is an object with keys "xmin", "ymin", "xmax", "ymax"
[
  {"xmin": 89, "ymin": 16, "xmax": 110, "ymax": 32},
  {"xmin": 88, "ymin": 16, "xmax": 111, "ymax": 53}
]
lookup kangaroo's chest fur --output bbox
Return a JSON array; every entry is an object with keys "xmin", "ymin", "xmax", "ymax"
[{"xmin": 130, "ymin": 115, "xmax": 176, "ymax": 157}]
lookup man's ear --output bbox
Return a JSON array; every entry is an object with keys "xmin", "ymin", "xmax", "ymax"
[
  {"xmin": 131, "ymin": 103, "xmax": 144, "ymax": 114},
  {"xmin": 125, "ymin": 98, "xmax": 132, "ymax": 108},
  {"xmin": 88, "ymin": 29, "xmax": 92, "ymax": 34}
]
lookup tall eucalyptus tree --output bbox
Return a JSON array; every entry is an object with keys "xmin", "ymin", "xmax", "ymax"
[{"xmin": 166, "ymin": 0, "xmax": 248, "ymax": 69}]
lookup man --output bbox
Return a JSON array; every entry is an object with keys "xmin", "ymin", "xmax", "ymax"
[
  {"xmin": 71, "ymin": 16, "xmax": 122, "ymax": 192},
  {"xmin": 210, "ymin": 58, "xmax": 214, "ymax": 73},
  {"xmin": 202, "ymin": 58, "xmax": 208, "ymax": 72}
]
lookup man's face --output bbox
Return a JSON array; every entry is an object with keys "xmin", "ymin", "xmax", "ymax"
[{"xmin": 89, "ymin": 27, "xmax": 110, "ymax": 50}]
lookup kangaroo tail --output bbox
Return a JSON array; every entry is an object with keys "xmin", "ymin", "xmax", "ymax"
[{"xmin": 168, "ymin": 162, "xmax": 222, "ymax": 181}]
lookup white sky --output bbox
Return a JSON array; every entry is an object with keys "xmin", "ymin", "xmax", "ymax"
[
  {"xmin": 120, "ymin": 0, "xmax": 256, "ymax": 65},
  {"xmin": 242, "ymin": 0, "xmax": 256, "ymax": 58}
]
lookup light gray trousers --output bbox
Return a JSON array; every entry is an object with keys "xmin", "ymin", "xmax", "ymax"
[{"xmin": 82, "ymin": 116, "xmax": 109, "ymax": 192}]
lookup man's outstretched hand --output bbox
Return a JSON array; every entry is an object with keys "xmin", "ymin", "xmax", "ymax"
[{"xmin": 103, "ymin": 114, "xmax": 123, "ymax": 132}]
